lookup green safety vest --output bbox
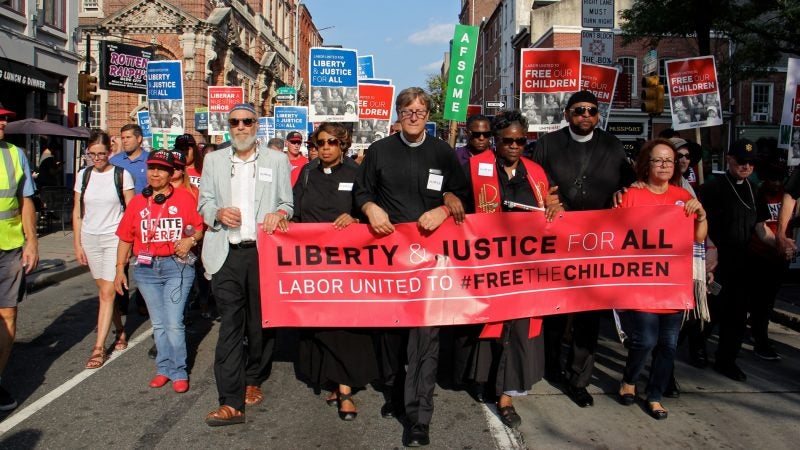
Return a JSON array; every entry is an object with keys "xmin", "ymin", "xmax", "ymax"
[{"xmin": 0, "ymin": 141, "xmax": 24, "ymax": 250}]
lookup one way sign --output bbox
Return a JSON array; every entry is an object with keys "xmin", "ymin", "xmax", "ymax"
[{"xmin": 486, "ymin": 101, "xmax": 505, "ymax": 108}]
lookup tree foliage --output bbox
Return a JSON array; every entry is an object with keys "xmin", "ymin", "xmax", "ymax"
[
  {"xmin": 620, "ymin": 0, "xmax": 800, "ymax": 87},
  {"xmin": 425, "ymin": 72, "xmax": 447, "ymax": 133}
]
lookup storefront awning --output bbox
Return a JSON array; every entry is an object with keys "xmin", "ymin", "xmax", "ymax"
[{"xmin": 0, "ymin": 58, "xmax": 61, "ymax": 92}]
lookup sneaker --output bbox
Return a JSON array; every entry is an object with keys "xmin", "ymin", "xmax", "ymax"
[
  {"xmin": 0, "ymin": 386, "xmax": 18, "ymax": 411},
  {"xmin": 754, "ymin": 346, "xmax": 781, "ymax": 361}
]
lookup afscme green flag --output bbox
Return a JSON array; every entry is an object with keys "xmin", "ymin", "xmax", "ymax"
[{"xmin": 443, "ymin": 24, "xmax": 479, "ymax": 122}]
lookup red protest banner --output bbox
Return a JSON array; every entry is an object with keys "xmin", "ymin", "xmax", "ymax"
[
  {"xmin": 258, "ymin": 206, "xmax": 694, "ymax": 328},
  {"xmin": 580, "ymin": 63, "xmax": 620, "ymax": 130},
  {"xmin": 665, "ymin": 56, "xmax": 722, "ymax": 131},
  {"xmin": 207, "ymin": 86, "xmax": 244, "ymax": 135},
  {"xmin": 519, "ymin": 48, "xmax": 582, "ymax": 133}
]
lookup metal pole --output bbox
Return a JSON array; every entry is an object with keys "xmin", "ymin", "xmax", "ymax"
[
  {"xmin": 84, "ymin": 33, "xmax": 91, "ymax": 127},
  {"xmin": 294, "ymin": 0, "xmax": 300, "ymax": 105}
]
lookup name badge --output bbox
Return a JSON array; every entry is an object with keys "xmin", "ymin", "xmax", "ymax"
[
  {"xmin": 137, "ymin": 252, "xmax": 153, "ymax": 266},
  {"xmin": 338, "ymin": 182, "xmax": 353, "ymax": 191},
  {"xmin": 427, "ymin": 173, "xmax": 443, "ymax": 191},
  {"xmin": 258, "ymin": 167, "xmax": 273, "ymax": 182},
  {"xmin": 478, "ymin": 163, "xmax": 494, "ymax": 177}
]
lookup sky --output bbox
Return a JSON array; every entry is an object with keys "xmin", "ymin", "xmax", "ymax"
[{"xmin": 303, "ymin": 0, "xmax": 461, "ymax": 91}]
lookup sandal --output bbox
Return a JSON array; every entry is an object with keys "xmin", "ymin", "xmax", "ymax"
[
  {"xmin": 337, "ymin": 392, "xmax": 358, "ymax": 421},
  {"xmin": 648, "ymin": 402, "xmax": 669, "ymax": 420},
  {"xmin": 326, "ymin": 390, "xmax": 339, "ymax": 407},
  {"xmin": 618, "ymin": 382, "xmax": 636, "ymax": 406},
  {"xmin": 113, "ymin": 329, "xmax": 128, "ymax": 351},
  {"xmin": 497, "ymin": 404, "xmax": 522, "ymax": 429},
  {"xmin": 85, "ymin": 346, "xmax": 107, "ymax": 369}
]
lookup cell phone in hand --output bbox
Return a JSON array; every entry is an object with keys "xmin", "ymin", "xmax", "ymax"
[{"xmin": 708, "ymin": 281, "xmax": 722, "ymax": 296}]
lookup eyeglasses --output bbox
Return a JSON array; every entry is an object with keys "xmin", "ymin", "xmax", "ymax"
[
  {"xmin": 0, "ymin": 115, "xmax": 8, "ymax": 121},
  {"xmin": 470, "ymin": 131, "xmax": 492, "ymax": 139},
  {"xmin": 288, "ymin": 140, "xmax": 303, "ymax": 145},
  {"xmin": 677, "ymin": 153, "xmax": 690, "ymax": 160},
  {"xmin": 649, "ymin": 159, "xmax": 675, "ymax": 167},
  {"xmin": 500, "ymin": 137, "xmax": 527, "ymax": 146},
  {"xmin": 86, "ymin": 152, "xmax": 108, "ymax": 159},
  {"xmin": 569, "ymin": 106, "xmax": 599, "ymax": 117},
  {"xmin": 735, "ymin": 158, "xmax": 755, "ymax": 166},
  {"xmin": 228, "ymin": 118, "xmax": 256, "ymax": 127},
  {"xmin": 398, "ymin": 109, "xmax": 428, "ymax": 120},
  {"xmin": 316, "ymin": 137, "xmax": 341, "ymax": 147}
]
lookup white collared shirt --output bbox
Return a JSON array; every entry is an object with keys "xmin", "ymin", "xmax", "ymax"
[{"xmin": 230, "ymin": 150, "xmax": 258, "ymax": 243}]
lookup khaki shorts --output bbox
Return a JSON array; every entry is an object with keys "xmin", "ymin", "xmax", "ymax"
[{"xmin": 0, "ymin": 248, "xmax": 25, "ymax": 308}]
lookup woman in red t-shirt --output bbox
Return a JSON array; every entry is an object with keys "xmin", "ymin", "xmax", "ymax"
[
  {"xmin": 114, "ymin": 150, "xmax": 204, "ymax": 394},
  {"xmin": 617, "ymin": 138, "xmax": 707, "ymax": 420}
]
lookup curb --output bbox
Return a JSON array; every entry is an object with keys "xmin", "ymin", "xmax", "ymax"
[{"xmin": 26, "ymin": 262, "xmax": 90, "ymax": 293}]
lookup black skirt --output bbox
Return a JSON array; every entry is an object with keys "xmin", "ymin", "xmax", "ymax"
[{"xmin": 296, "ymin": 328, "xmax": 380, "ymax": 391}]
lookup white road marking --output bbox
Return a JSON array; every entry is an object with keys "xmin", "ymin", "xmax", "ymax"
[{"xmin": 0, "ymin": 327, "xmax": 153, "ymax": 435}]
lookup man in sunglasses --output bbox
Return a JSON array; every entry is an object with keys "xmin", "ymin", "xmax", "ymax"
[
  {"xmin": 532, "ymin": 90, "xmax": 634, "ymax": 408},
  {"xmin": 285, "ymin": 131, "xmax": 308, "ymax": 187},
  {"xmin": 199, "ymin": 103, "xmax": 293, "ymax": 426},
  {"xmin": 454, "ymin": 114, "xmax": 492, "ymax": 166},
  {"xmin": 698, "ymin": 139, "xmax": 759, "ymax": 382}
]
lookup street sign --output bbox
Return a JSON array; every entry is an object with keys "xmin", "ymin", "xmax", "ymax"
[
  {"xmin": 582, "ymin": 0, "xmax": 615, "ymax": 29},
  {"xmin": 486, "ymin": 101, "xmax": 505, "ymax": 108},
  {"xmin": 276, "ymin": 86, "xmax": 296, "ymax": 95},
  {"xmin": 581, "ymin": 31, "xmax": 614, "ymax": 65},
  {"xmin": 643, "ymin": 49, "xmax": 658, "ymax": 75},
  {"xmin": 274, "ymin": 93, "xmax": 296, "ymax": 102}
]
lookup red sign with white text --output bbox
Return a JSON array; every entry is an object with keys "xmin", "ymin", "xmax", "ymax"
[
  {"xmin": 580, "ymin": 63, "xmax": 620, "ymax": 130},
  {"xmin": 793, "ymin": 86, "xmax": 800, "ymax": 126},
  {"xmin": 258, "ymin": 207, "xmax": 694, "ymax": 328},
  {"xmin": 207, "ymin": 86, "xmax": 244, "ymax": 135},
  {"xmin": 665, "ymin": 56, "xmax": 722, "ymax": 131},
  {"xmin": 520, "ymin": 48, "xmax": 582, "ymax": 94}
]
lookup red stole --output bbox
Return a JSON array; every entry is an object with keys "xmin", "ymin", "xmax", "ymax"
[{"xmin": 468, "ymin": 150, "xmax": 546, "ymax": 339}]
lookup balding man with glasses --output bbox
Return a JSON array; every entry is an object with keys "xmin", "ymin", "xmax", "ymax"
[{"xmin": 533, "ymin": 90, "xmax": 634, "ymax": 408}]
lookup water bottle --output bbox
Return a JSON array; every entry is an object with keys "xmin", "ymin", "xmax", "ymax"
[{"xmin": 178, "ymin": 224, "xmax": 198, "ymax": 265}]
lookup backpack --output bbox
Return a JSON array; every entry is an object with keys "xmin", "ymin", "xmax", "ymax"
[{"xmin": 80, "ymin": 166, "xmax": 126, "ymax": 219}]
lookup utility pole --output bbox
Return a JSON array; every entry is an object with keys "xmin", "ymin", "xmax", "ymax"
[{"xmin": 84, "ymin": 33, "xmax": 91, "ymax": 127}]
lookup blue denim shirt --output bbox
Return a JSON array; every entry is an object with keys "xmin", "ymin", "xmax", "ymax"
[{"xmin": 110, "ymin": 149, "xmax": 149, "ymax": 194}]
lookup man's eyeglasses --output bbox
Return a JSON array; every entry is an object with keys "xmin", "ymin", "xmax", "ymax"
[
  {"xmin": 677, "ymin": 153, "xmax": 690, "ymax": 160},
  {"xmin": 470, "ymin": 131, "xmax": 492, "ymax": 139},
  {"xmin": 649, "ymin": 159, "xmax": 675, "ymax": 167},
  {"xmin": 500, "ymin": 137, "xmax": 527, "ymax": 146},
  {"xmin": 288, "ymin": 139, "xmax": 303, "ymax": 145},
  {"xmin": 398, "ymin": 109, "xmax": 428, "ymax": 120},
  {"xmin": 86, "ymin": 152, "xmax": 108, "ymax": 159},
  {"xmin": 316, "ymin": 137, "xmax": 341, "ymax": 147},
  {"xmin": 228, "ymin": 118, "xmax": 256, "ymax": 127},
  {"xmin": 569, "ymin": 106, "xmax": 599, "ymax": 117}
]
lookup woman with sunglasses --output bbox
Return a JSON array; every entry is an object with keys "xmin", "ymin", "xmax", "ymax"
[
  {"xmin": 617, "ymin": 138, "xmax": 707, "ymax": 420},
  {"xmin": 461, "ymin": 110, "xmax": 561, "ymax": 429},
  {"xmin": 114, "ymin": 150, "xmax": 204, "ymax": 393},
  {"xmin": 72, "ymin": 131, "xmax": 135, "ymax": 369},
  {"xmin": 292, "ymin": 122, "xmax": 377, "ymax": 421}
]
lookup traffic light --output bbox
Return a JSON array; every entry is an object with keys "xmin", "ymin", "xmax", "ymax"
[
  {"xmin": 78, "ymin": 72, "xmax": 98, "ymax": 103},
  {"xmin": 641, "ymin": 75, "xmax": 665, "ymax": 114}
]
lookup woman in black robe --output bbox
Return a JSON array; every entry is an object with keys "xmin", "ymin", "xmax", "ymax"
[{"xmin": 293, "ymin": 122, "xmax": 378, "ymax": 421}]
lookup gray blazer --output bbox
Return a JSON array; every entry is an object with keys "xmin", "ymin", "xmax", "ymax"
[{"xmin": 198, "ymin": 147, "xmax": 294, "ymax": 275}]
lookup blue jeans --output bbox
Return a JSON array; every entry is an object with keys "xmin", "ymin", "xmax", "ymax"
[
  {"xmin": 621, "ymin": 311, "xmax": 683, "ymax": 402},
  {"xmin": 134, "ymin": 256, "xmax": 194, "ymax": 381}
]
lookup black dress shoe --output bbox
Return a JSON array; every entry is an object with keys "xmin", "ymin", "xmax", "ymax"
[
  {"xmin": 664, "ymin": 376, "xmax": 680, "ymax": 398},
  {"xmin": 713, "ymin": 362, "xmax": 747, "ymax": 382},
  {"xmin": 497, "ymin": 405, "xmax": 522, "ymax": 429},
  {"xmin": 566, "ymin": 385, "xmax": 594, "ymax": 407},
  {"xmin": 380, "ymin": 400, "xmax": 396, "ymax": 419},
  {"xmin": 406, "ymin": 423, "xmax": 430, "ymax": 447},
  {"xmin": 148, "ymin": 344, "xmax": 157, "ymax": 359}
]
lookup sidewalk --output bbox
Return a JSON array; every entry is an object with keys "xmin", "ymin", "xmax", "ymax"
[{"xmin": 26, "ymin": 230, "xmax": 800, "ymax": 329}]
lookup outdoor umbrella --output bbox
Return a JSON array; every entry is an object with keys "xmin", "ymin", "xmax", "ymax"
[{"xmin": 4, "ymin": 118, "xmax": 87, "ymax": 139}]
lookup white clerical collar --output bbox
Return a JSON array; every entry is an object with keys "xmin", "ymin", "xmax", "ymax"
[
  {"xmin": 400, "ymin": 131, "xmax": 426, "ymax": 147},
  {"xmin": 569, "ymin": 128, "xmax": 594, "ymax": 143}
]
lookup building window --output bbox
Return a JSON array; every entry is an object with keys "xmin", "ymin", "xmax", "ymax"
[
  {"xmin": 82, "ymin": 0, "xmax": 99, "ymax": 12},
  {"xmin": 88, "ymin": 98, "xmax": 102, "ymax": 129},
  {"xmin": 751, "ymin": 83, "xmax": 773, "ymax": 118},
  {"xmin": 617, "ymin": 57, "xmax": 637, "ymax": 98},
  {"xmin": 42, "ymin": 0, "xmax": 66, "ymax": 30},
  {"xmin": 1, "ymin": 0, "xmax": 23, "ymax": 14}
]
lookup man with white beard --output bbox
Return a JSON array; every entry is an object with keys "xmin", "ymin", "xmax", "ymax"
[{"xmin": 199, "ymin": 103, "xmax": 293, "ymax": 426}]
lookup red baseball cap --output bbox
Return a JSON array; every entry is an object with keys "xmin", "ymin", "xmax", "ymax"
[{"xmin": 0, "ymin": 102, "xmax": 17, "ymax": 118}]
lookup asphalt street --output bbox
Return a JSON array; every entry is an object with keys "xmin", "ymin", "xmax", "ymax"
[{"xmin": 1, "ymin": 269, "xmax": 799, "ymax": 449}]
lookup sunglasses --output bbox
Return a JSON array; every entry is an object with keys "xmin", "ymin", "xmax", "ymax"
[
  {"xmin": 569, "ymin": 106, "xmax": 599, "ymax": 116},
  {"xmin": 288, "ymin": 139, "xmax": 303, "ymax": 145},
  {"xmin": 500, "ymin": 137, "xmax": 527, "ymax": 146},
  {"xmin": 228, "ymin": 118, "xmax": 256, "ymax": 127},
  {"xmin": 470, "ymin": 131, "xmax": 492, "ymax": 139},
  {"xmin": 677, "ymin": 153, "xmax": 690, "ymax": 160},
  {"xmin": 315, "ymin": 137, "xmax": 341, "ymax": 147},
  {"xmin": 735, "ymin": 158, "xmax": 755, "ymax": 166},
  {"xmin": 0, "ymin": 115, "xmax": 8, "ymax": 121}
]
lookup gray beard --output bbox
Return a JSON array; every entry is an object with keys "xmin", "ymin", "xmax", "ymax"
[{"xmin": 232, "ymin": 134, "xmax": 257, "ymax": 151}]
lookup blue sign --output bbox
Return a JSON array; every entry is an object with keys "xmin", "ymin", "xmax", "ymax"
[
  {"xmin": 195, "ymin": 108, "xmax": 208, "ymax": 131},
  {"xmin": 146, "ymin": 61, "xmax": 182, "ymax": 100},
  {"xmin": 310, "ymin": 47, "xmax": 358, "ymax": 87},
  {"xmin": 357, "ymin": 55, "xmax": 374, "ymax": 79},
  {"xmin": 258, "ymin": 117, "xmax": 275, "ymax": 138},
  {"xmin": 425, "ymin": 122, "xmax": 437, "ymax": 137},
  {"xmin": 274, "ymin": 106, "xmax": 309, "ymax": 139},
  {"xmin": 360, "ymin": 78, "xmax": 392, "ymax": 85},
  {"xmin": 137, "ymin": 111, "xmax": 152, "ymax": 138}
]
